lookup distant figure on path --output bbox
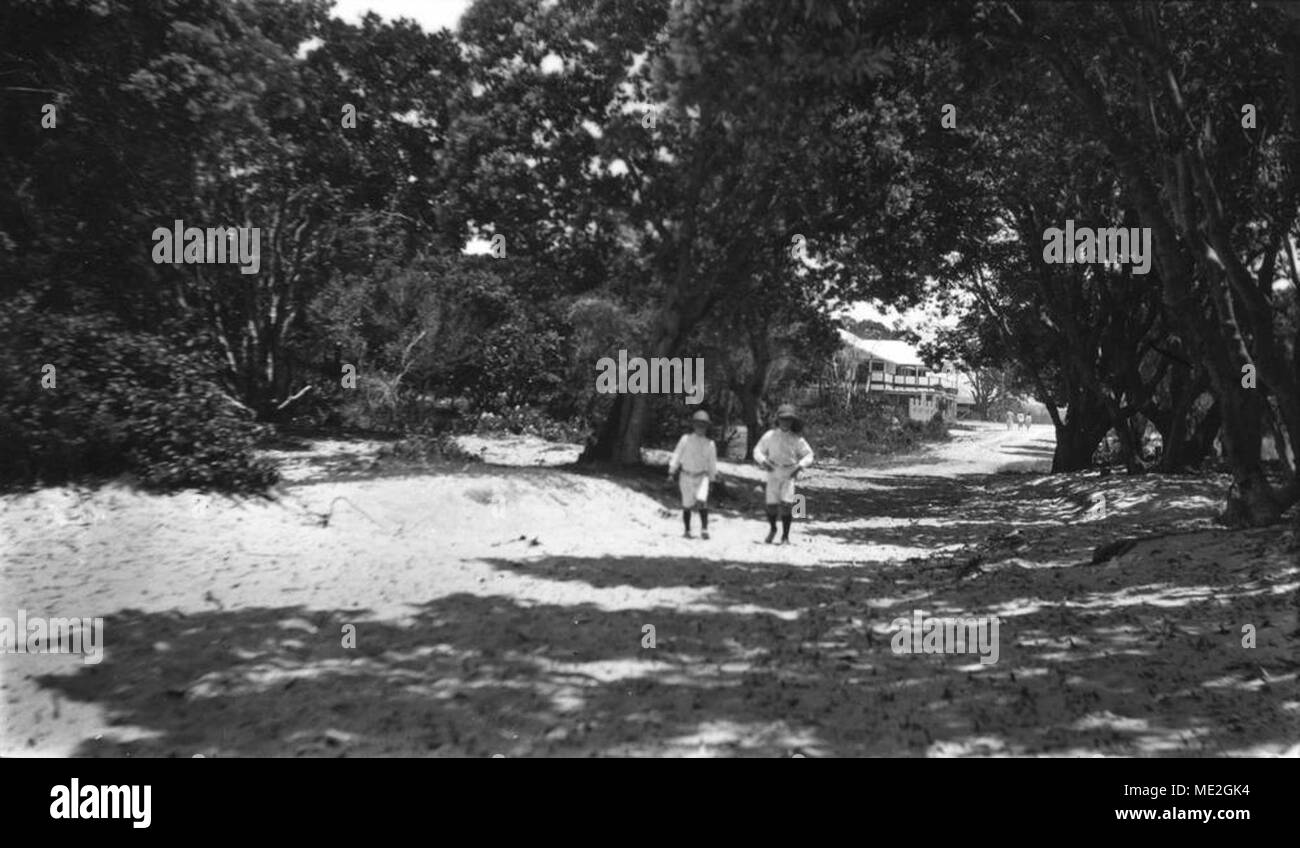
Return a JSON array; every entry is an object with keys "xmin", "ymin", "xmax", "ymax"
[
  {"xmin": 754, "ymin": 404, "xmax": 814, "ymax": 545},
  {"xmin": 668, "ymin": 410, "xmax": 718, "ymax": 539},
  {"xmin": 1006, "ymin": 410, "xmax": 1014, "ymax": 430}
]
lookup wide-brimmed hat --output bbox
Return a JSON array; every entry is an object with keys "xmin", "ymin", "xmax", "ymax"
[
  {"xmin": 691, "ymin": 410, "xmax": 711, "ymax": 424},
  {"xmin": 775, "ymin": 404, "xmax": 799, "ymax": 422}
]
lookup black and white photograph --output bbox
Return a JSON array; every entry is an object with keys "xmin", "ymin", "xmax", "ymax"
[{"xmin": 1, "ymin": 0, "xmax": 1297, "ymax": 780}]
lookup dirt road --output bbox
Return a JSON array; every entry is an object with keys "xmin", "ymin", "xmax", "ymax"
[
  {"xmin": 2, "ymin": 422, "xmax": 1296, "ymax": 756},
  {"xmin": 873, "ymin": 420, "xmax": 1055, "ymax": 475}
]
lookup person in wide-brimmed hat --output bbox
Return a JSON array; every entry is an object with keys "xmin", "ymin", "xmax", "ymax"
[
  {"xmin": 667, "ymin": 409, "xmax": 719, "ymax": 539},
  {"xmin": 753, "ymin": 404, "xmax": 814, "ymax": 544}
]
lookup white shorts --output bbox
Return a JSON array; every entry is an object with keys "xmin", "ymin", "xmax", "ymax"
[
  {"xmin": 679, "ymin": 472, "xmax": 710, "ymax": 508},
  {"xmin": 764, "ymin": 468, "xmax": 798, "ymax": 505}
]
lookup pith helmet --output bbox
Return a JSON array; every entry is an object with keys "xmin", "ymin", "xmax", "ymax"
[
  {"xmin": 775, "ymin": 404, "xmax": 799, "ymax": 422},
  {"xmin": 691, "ymin": 410, "xmax": 711, "ymax": 424}
]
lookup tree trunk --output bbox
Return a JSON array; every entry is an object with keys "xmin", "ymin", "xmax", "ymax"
[
  {"xmin": 580, "ymin": 316, "xmax": 686, "ymax": 464},
  {"xmin": 1211, "ymin": 365, "xmax": 1282, "ymax": 526},
  {"xmin": 581, "ymin": 394, "xmax": 628, "ymax": 462},
  {"xmin": 1052, "ymin": 406, "xmax": 1109, "ymax": 472},
  {"xmin": 1265, "ymin": 397, "xmax": 1296, "ymax": 478},
  {"xmin": 613, "ymin": 392, "xmax": 653, "ymax": 464},
  {"xmin": 1111, "ymin": 410, "xmax": 1145, "ymax": 475},
  {"xmin": 739, "ymin": 335, "xmax": 771, "ymax": 460},
  {"xmin": 1150, "ymin": 362, "xmax": 1201, "ymax": 472},
  {"xmin": 581, "ymin": 390, "xmax": 655, "ymax": 465},
  {"xmin": 1182, "ymin": 402, "xmax": 1221, "ymax": 467},
  {"xmin": 740, "ymin": 385, "xmax": 762, "ymax": 460}
]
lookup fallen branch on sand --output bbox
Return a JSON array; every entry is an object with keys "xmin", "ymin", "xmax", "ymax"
[
  {"xmin": 1090, "ymin": 538, "xmax": 1138, "ymax": 565},
  {"xmin": 1087, "ymin": 527, "xmax": 1241, "ymax": 565},
  {"xmin": 268, "ymin": 488, "xmax": 401, "ymax": 533},
  {"xmin": 909, "ymin": 528, "xmax": 1032, "ymax": 581},
  {"xmin": 318, "ymin": 496, "xmax": 388, "ymax": 529}
]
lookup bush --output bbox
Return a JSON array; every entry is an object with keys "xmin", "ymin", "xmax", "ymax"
[
  {"xmin": 0, "ymin": 300, "xmax": 278, "ymax": 492},
  {"xmin": 312, "ymin": 255, "xmax": 568, "ymax": 419},
  {"xmin": 800, "ymin": 394, "xmax": 950, "ymax": 462}
]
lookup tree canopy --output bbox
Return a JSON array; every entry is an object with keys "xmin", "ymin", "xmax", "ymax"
[{"xmin": 2, "ymin": 0, "xmax": 1296, "ymax": 523}]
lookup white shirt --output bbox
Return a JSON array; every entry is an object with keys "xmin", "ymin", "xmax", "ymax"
[
  {"xmin": 669, "ymin": 433, "xmax": 718, "ymax": 476},
  {"xmin": 753, "ymin": 429, "xmax": 813, "ymax": 470}
]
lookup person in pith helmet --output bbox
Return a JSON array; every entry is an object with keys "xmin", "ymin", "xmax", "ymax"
[
  {"xmin": 667, "ymin": 409, "xmax": 719, "ymax": 539},
  {"xmin": 753, "ymin": 404, "xmax": 814, "ymax": 544}
]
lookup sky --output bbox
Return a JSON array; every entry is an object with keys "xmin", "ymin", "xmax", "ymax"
[
  {"xmin": 843, "ymin": 297, "xmax": 959, "ymax": 344},
  {"xmin": 328, "ymin": 0, "xmax": 473, "ymax": 32}
]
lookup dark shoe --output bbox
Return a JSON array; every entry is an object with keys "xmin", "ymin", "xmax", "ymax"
[
  {"xmin": 780, "ymin": 536, "xmax": 790, "ymax": 545},
  {"xmin": 765, "ymin": 529, "xmax": 776, "ymax": 544},
  {"xmin": 701, "ymin": 530, "xmax": 709, "ymax": 540},
  {"xmin": 683, "ymin": 530, "xmax": 693, "ymax": 538}
]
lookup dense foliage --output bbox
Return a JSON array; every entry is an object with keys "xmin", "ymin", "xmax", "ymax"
[
  {"xmin": 1, "ymin": 0, "xmax": 1296, "ymax": 523},
  {"xmin": 0, "ymin": 298, "xmax": 277, "ymax": 490}
]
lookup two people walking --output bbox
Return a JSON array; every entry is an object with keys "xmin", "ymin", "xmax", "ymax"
[{"xmin": 668, "ymin": 404, "xmax": 814, "ymax": 544}]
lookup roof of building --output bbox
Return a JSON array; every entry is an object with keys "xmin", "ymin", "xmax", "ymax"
[{"xmin": 837, "ymin": 329, "xmax": 925, "ymax": 366}]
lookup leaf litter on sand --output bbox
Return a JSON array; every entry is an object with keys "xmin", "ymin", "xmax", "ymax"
[{"xmin": 0, "ymin": 423, "xmax": 1296, "ymax": 756}]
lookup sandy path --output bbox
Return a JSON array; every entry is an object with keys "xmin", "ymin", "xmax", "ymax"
[
  {"xmin": 873, "ymin": 421, "xmax": 1055, "ymax": 475},
  {"xmin": 1, "ymin": 422, "xmax": 1296, "ymax": 757}
]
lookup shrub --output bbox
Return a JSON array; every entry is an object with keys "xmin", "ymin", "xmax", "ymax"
[
  {"xmin": 799, "ymin": 394, "xmax": 950, "ymax": 461},
  {"xmin": 312, "ymin": 255, "xmax": 568, "ymax": 419},
  {"xmin": 0, "ymin": 299, "xmax": 278, "ymax": 492}
]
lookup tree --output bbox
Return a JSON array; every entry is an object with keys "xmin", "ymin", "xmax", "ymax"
[
  {"xmin": 578, "ymin": 0, "xmax": 973, "ymax": 462},
  {"xmin": 964, "ymin": 367, "xmax": 1010, "ymax": 421},
  {"xmin": 700, "ymin": 273, "xmax": 841, "ymax": 457},
  {"xmin": 980, "ymin": 0, "xmax": 1299, "ymax": 521},
  {"xmin": 0, "ymin": 0, "xmax": 468, "ymax": 418}
]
